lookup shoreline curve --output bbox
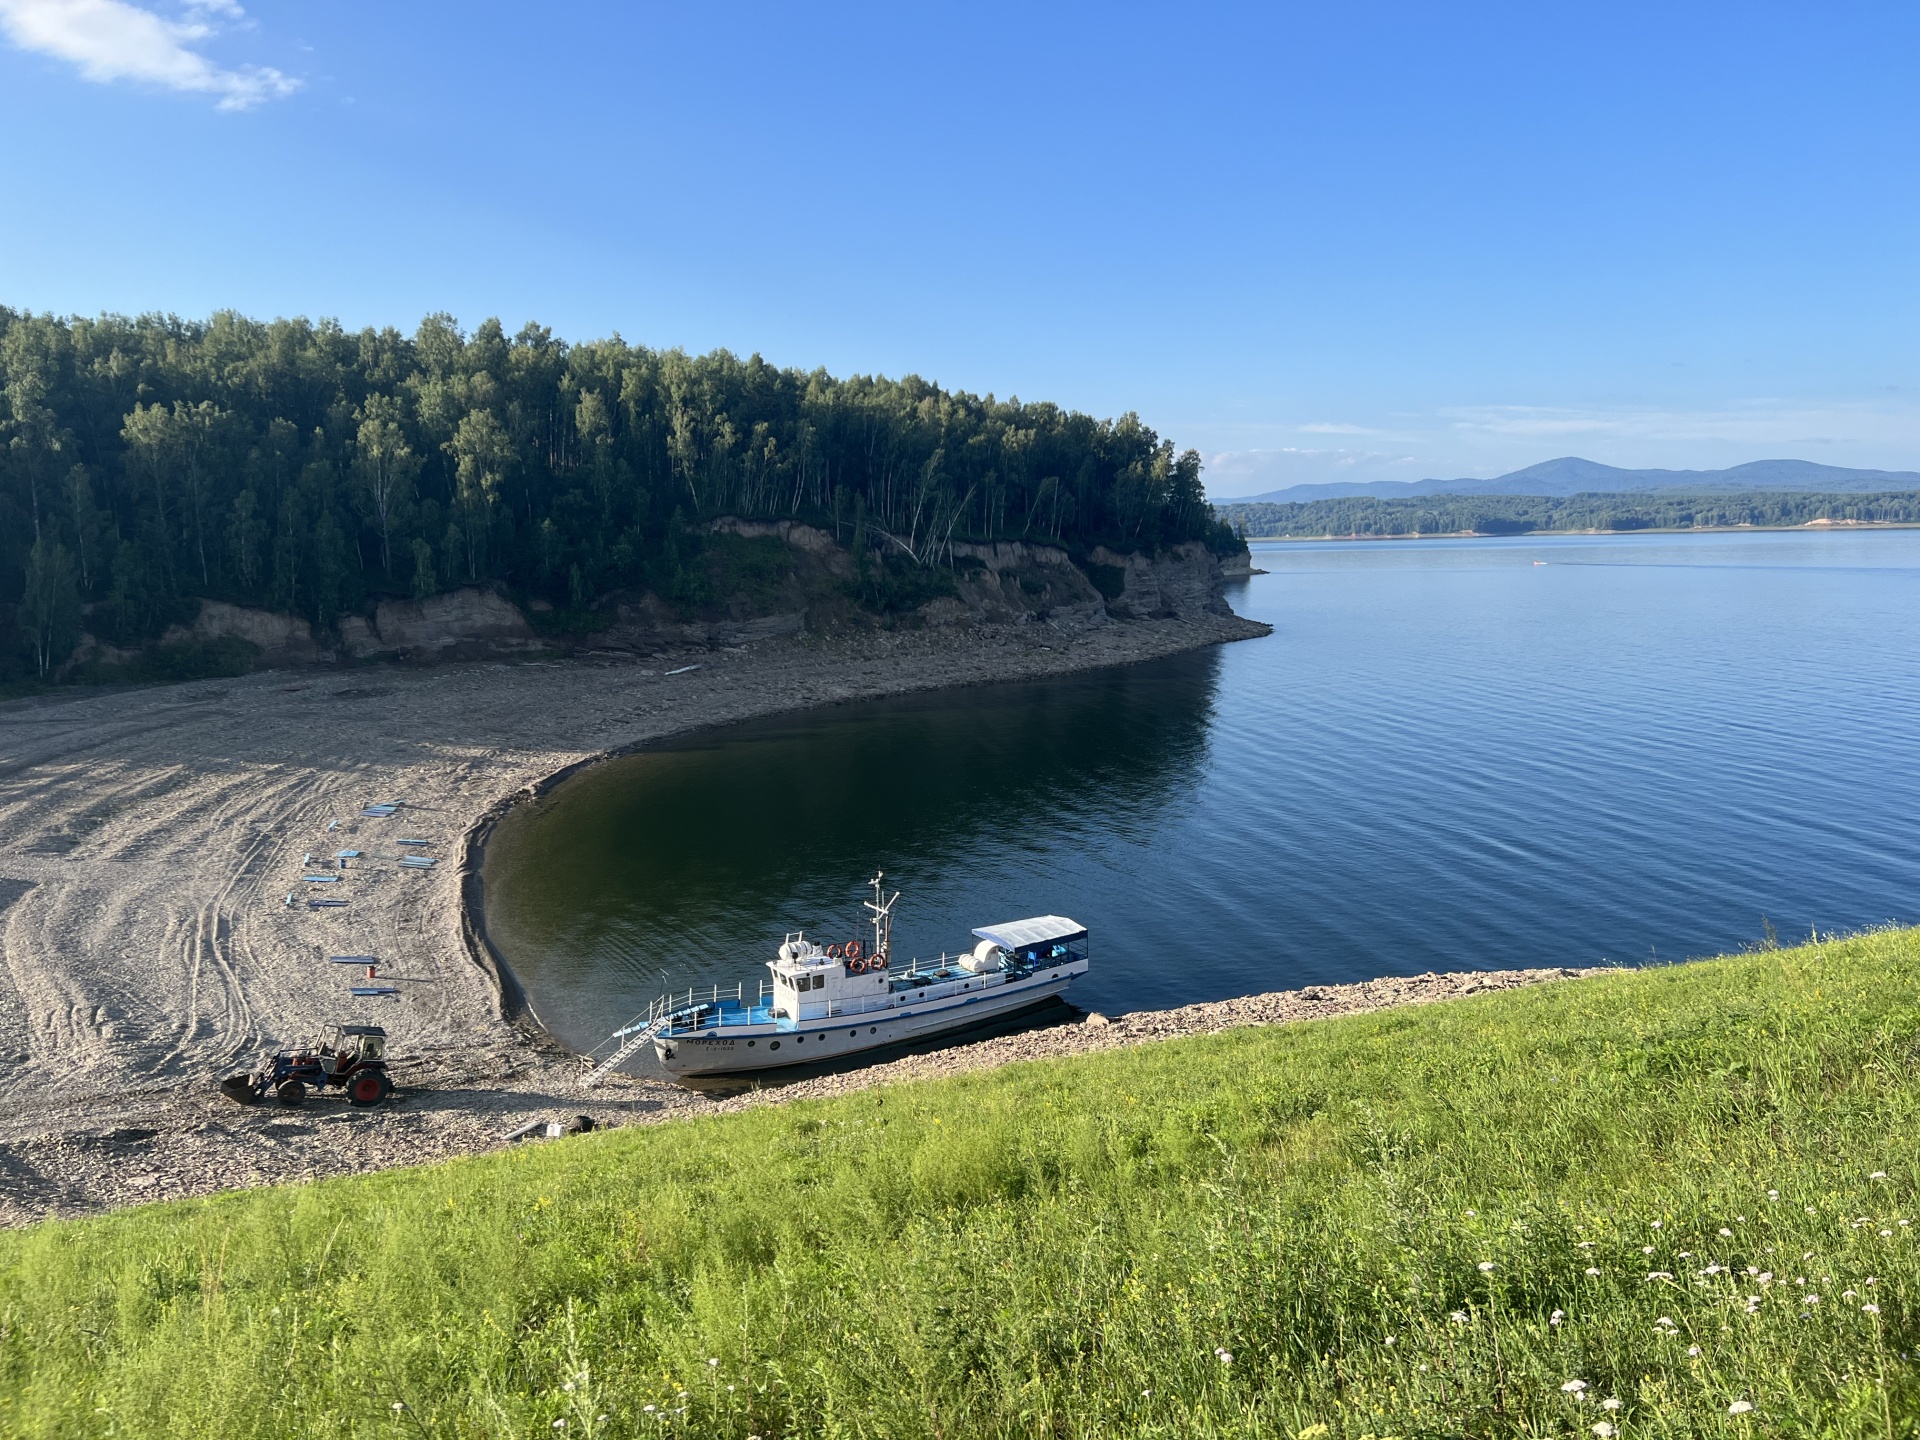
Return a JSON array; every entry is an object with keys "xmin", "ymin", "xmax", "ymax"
[{"xmin": 0, "ymin": 612, "xmax": 1284, "ymax": 1223}]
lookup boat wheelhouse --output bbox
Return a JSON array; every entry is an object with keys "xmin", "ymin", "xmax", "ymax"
[{"xmin": 583, "ymin": 875, "xmax": 1089, "ymax": 1081}]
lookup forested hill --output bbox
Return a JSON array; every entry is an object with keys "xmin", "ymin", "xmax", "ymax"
[
  {"xmin": 1215, "ymin": 490, "xmax": 1920, "ymax": 539},
  {"xmin": 0, "ymin": 307, "xmax": 1238, "ymax": 678}
]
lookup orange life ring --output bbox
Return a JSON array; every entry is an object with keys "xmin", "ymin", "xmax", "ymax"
[
  {"xmin": 826, "ymin": 943, "xmax": 843, "ymax": 959},
  {"xmin": 847, "ymin": 957, "xmax": 868, "ymax": 975},
  {"xmin": 845, "ymin": 939, "xmax": 863, "ymax": 961}
]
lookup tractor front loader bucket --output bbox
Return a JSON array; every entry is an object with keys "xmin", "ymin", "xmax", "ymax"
[{"xmin": 218, "ymin": 1073, "xmax": 261, "ymax": 1105}]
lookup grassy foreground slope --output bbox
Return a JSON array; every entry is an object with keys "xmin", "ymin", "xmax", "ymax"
[{"xmin": 4, "ymin": 932, "xmax": 1919, "ymax": 1438}]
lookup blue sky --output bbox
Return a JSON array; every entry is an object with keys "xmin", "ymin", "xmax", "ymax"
[{"xmin": 1, "ymin": 2, "xmax": 1915, "ymax": 496}]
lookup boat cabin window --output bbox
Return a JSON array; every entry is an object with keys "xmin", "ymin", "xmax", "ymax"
[{"xmin": 783, "ymin": 972, "xmax": 825, "ymax": 991}]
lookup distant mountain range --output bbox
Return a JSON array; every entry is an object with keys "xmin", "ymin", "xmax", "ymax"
[{"xmin": 1218, "ymin": 457, "xmax": 1920, "ymax": 505}]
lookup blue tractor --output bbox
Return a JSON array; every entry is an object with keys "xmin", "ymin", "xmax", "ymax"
[{"xmin": 219, "ymin": 1024, "xmax": 394, "ymax": 1107}]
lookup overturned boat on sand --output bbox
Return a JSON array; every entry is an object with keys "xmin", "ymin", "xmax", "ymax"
[{"xmin": 582, "ymin": 874, "xmax": 1088, "ymax": 1082}]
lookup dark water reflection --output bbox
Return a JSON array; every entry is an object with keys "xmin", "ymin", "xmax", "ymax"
[
  {"xmin": 486, "ymin": 528, "xmax": 1920, "ymax": 1060},
  {"xmin": 481, "ymin": 655, "xmax": 1221, "ymax": 1055}
]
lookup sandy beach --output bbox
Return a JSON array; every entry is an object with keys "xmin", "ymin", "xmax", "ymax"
[{"xmin": 0, "ymin": 609, "xmax": 1604, "ymax": 1224}]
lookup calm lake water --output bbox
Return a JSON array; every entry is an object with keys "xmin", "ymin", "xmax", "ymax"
[{"xmin": 482, "ymin": 528, "xmax": 1920, "ymax": 1056}]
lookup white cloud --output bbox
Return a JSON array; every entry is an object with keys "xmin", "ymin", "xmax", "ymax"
[{"xmin": 0, "ymin": 0, "xmax": 298, "ymax": 109}]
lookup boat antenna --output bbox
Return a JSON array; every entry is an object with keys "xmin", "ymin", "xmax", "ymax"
[{"xmin": 864, "ymin": 871, "xmax": 899, "ymax": 963}]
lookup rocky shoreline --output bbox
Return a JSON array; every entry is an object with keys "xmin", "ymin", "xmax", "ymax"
[
  {"xmin": 0, "ymin": 584, "xmax": 1624, "ymax": 1227},
  {"xmin": 0, "ymin": 607, "xmax": 1277, "ymax": 1224}
]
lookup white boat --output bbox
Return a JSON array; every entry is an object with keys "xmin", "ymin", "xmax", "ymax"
[{"xmin": 582, "ymin": 874, "xmax": 1089, "ymax": 1082}]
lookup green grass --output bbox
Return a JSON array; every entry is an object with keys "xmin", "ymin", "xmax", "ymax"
[{"xmin": 5, "ymin": 931, "xmax": 1920, "ymax": 1438}]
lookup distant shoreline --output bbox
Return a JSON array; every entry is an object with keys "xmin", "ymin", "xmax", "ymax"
[{"xmin": 1243, "ymin": 519, "xmax": 1920, "ymax": 543}]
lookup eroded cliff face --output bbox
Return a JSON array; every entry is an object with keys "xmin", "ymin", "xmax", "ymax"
[
  {"xmin": 161, "ymin": 600, "xmax": 332, "ymax": 666},
  {"xmin": 1088, "ymin": 542, "xmax": 1233, "ymax": 620},
  {"xmin": 65, "ymin": 527, "xmax": 1248, "ymax": 676},
  {"xmin": 340, "ymin": 589, "xmax": 545, "ymax": 661},
  {"xmin": 937, "ymin": 540, "xmax": 1111, "ymax": 630},
  {"xmin": 578, "ymin": 592, "xmax": 808, "ymax": 653}
]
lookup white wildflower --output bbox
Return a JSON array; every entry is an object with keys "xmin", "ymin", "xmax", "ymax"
[
  {"xmin": 1688, "ymin": 1345, "xmax": 1701, "ymax": 1356},
  {"xmin": 1592, "ymin": 1425, "xmax": 1616, "ymax": 1438},
  {"xmin": 1872, "ymin": 1171, "xmax": 1888, "ymax": 1179},
  {"xmin": 1601, "ymin": 1397, "xmax": 1622, "ymax": 1412},
  {"xmin": 1585, "ymin": 1266, "xmax": 1600, "ymax": 1276},
  {"xmin": 1550, "ymin": 1309, "xmax": 1566, "ymax": 1326},
  {"xmin": 1642, "ymin": 1246, "xmax": 1656, "ymax": 1255},
  {"xmin": 1450, "ymin": 1310, "xmax": 1470, "ymax": 1324},
  {"xmin": 1719, "ymin": 1227, "xmax": 1733, "ymax": 1237},
  {"xmin": 1804, "ymin": 1294, "xmax": 1820, "ymax": 1305},
  {"xmin": 1729, "ymin": 1400, "xmax": 1754, "ymax": 1415},
  {"xmin": 1651, "ymin": 1220, "xmax": 1663, "ymax": 1228},
  {"xmin": 1562, "ymin": 1379, "xmax": 1589, "ymax": 1393},
  {"xmin": 1865, "ymin": 1303, "xmax": 1882, "ymax": 1315}
]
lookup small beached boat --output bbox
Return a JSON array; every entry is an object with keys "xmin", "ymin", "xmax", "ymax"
[{"xmin": 583, "ymin": 874, "xmax": 1088, "ymax": 1083}]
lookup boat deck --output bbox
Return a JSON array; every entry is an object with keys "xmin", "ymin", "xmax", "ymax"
[{"xmin": 657, "ymin": 961, "xmax": 1053, "ymax": 1038}]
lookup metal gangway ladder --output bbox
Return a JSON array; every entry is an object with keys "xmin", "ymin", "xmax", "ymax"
[
  {"xmin": 579, "ymin": 1015, "xmax": 671, "ymax": 1089},
  {"xmin": 579, "ymin": 983, "xmax": 744, "ymax": 1089}
]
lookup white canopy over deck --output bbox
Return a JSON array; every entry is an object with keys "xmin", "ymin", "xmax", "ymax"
[{"xmin": 970, "ymin": 916, "xmax": 1088, "ymax": 952}]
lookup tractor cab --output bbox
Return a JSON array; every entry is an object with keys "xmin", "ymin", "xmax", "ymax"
[{"xmin": 329, "ymin": 1024, "xmax": 387, "ymax": 1065}]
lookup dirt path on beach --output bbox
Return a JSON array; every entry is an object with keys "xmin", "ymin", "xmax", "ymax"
[{"xmin": 0, "ymin": 609, "xmax": 1605, "ymax": 1225}]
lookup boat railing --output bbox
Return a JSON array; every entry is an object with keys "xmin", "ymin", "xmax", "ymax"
[{"xmin": 606, "ymin": 980, "xmax": 776, "ymax": 1041}]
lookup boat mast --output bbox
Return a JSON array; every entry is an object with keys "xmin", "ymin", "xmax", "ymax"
[{"xmin": 865, "ymin": 871, "xmax": 899, "ymax": 964}]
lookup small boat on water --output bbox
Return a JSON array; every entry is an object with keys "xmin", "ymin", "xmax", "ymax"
[{"xmin": 582, "ymin": 874, "xmax": 1089, "ymax": 1083}]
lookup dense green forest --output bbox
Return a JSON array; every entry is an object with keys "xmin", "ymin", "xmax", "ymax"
[
  {"xmin": 0, "ymin": 307, "xmax": 1238, "ymax": 680},
  {"xmin": 1215, "ymin": 489, "xmax": 1920, "ymax": 539}
]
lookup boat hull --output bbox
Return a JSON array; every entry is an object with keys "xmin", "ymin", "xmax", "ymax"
[{"xmin": 653, "ymin": 970, "xmax": 1082, "ymax": 1076}]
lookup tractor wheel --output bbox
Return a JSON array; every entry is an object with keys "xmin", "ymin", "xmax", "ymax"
[
  {"xmin": 275, "ymin": 1078, "xmax": 307, "ymax": 1106},
  {"xmin": 347, "ymin": 1070, "xmax": 392, "ymax": 1107}
]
